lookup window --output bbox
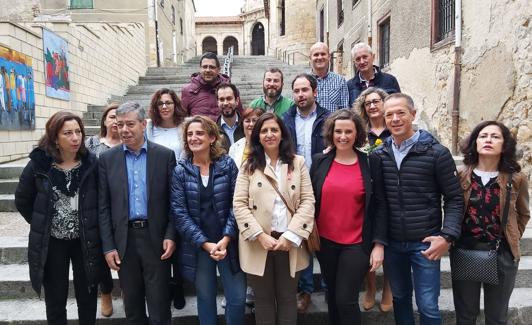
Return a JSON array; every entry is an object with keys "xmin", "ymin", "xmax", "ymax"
[
  {"xmin": 171, "ymin": 5, "xmax": 175, "ymax": 25},
  {"xmin": 431, "ymin": 0, "xmax": 455, "ymax": 46},
  {"xmin": 379, "ymin": 18, "xmax": 390, "ymax": 67},
  {"xmin": 337, "ymin": 0, "xmax": 344, "ymax": 27},
  {"xmin": 160, "ymin": 0, "xmax": 165, "ymax": 8},
  {"xmin": 279, "ymin": 0, "xmax": 286, "ymax": 36},
  {"xmin": 180, "ymin": 18, "xmax": 183, "ymax": 35},
  {"xmin": 70, "ymin": 0, "xmax": 93, "ymax": 9},
  {"xmin": 319, "ymin": 8, "xmax": 325, "ymax": 42},
  {"xmin": 352, "ymin": 0, "xmax": 360, "ymax": 7}
]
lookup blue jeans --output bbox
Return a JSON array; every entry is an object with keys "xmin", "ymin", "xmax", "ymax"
[
  {"xmin": 384, "ymin": 240, "xmax": 442, "ymax": 325},
  {"xmin": 298, "ymin": 256, "xmax": 314, "ymax": 294},
  {"xmin": 195, "ymin": 250, "xmax": 246, "ymax": 325}
]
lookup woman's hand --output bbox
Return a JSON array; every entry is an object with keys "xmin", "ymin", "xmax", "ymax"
[
  {"xmin": 257, "ymin": 233, "xmax": 278, "ymax": 251},
  {"xmin": 369, "ymin": 243, "xmax": 384, "ymax": 272},
  {"xmin": 202, "ymin": 237, "xmax": 230, "ymax": 261},
  {"xmin": 273, "ymin": 236, "xmax": 292, "ymax": 252}
]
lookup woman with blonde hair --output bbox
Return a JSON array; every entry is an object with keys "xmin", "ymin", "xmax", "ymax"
[{"xmin": 233, "ymin": 112, "xmax": 315, "ymax": 325}]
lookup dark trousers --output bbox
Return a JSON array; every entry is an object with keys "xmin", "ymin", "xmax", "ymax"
[
  {"xmin": 43, "ymin": 237, "xmax": 97, "ymax": 325},
  {"xmin": 118, "ymin": 227, "xmax": 171, "ymax": 325},
  {"xmin": 452, "ymin": 244, "xmax": 519, "ymax": 325},
  {"xmin": 99, "ymin": 265, "xmax": 113, "ymax": 294},
  {"xmin": 247, "ymin": 251, "xmax": 300, "ymax": 325},
  {"xmin": 316, "ymin": 237, "xmax": 369, "ymax": 325}
]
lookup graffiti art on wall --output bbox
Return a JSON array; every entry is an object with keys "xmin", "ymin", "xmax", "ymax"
[
  {"xmin": 43, "ymin": 29, "xmax": 70, "ymax": 101},
  {"xmin": 0, "ymin": 45, "xmax": 35, "ymax": 130}
]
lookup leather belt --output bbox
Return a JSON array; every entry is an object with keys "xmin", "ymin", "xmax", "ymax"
[
  {"xmin": 129, "ymin": 220, "xmax": 148, "ymax": 228},
  {"xmin": 270, "ymin": 231, "xmax": 284, "ymax": 239}
]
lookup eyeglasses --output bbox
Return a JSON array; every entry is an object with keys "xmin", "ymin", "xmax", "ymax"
[
  {"xmin": 157, "ymin": 101, "xmax": 175, "ymax": 107},
  {"xmin": 364, "ymin": 98, "xmax": 382, "ymax": 107}
]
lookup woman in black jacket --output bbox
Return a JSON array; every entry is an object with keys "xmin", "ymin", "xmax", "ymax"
[
  {"xmin": 309, "ymin": 109, "xmax": 387, "ymax": 325},
  {"xmin": 15, "ymin": 111, "xmax": 104, "ymax": 325}
]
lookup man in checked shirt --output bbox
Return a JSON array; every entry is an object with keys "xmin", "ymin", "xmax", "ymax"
[{"xmin": 308, "ymin": 42, "xmax": 350, "ymax": 113}]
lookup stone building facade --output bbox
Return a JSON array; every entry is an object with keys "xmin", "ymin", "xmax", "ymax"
[
  {"xmin": 31, "ymin": 0, "xmax": 196, "ymax": 67},
  {"xmin": 195, "ymin": 16, "xmax": 244, "ymax": 55},
  {"xmin": 0, "ymin": 21, "xmax": 146, "ymax": 162},
  {"xmin": 317, "ymin": 0, "xmax": 531, "ymax": 181}
]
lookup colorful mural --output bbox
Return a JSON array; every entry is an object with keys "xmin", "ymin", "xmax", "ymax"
[
  {"xmin": 0, "ymin": 45, "xmax": 35, "ymax": 130},
  {"xmin": 43, "ymin": 29, "xmax": 70, "ymax": 101}
]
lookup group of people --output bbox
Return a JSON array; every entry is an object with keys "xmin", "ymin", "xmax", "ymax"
[{"xmin": 14, "ymin": 42, "xmax": 529, "ymax": 325}]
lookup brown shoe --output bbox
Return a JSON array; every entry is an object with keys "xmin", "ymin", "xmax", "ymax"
[
  {"xmin": 379, "ymin": 282, "xmax": 393, "ymax": 312},
  {"xmin": 297, "ymin": 292, "xmax": 311, "ymax": 313},
  {"xmin": 100, "ymin": 293, "xmax": 113, "ymax": 317},
  {"xmin": 362, "ymin": 291, "xmax": 376, "ymax": 310}
]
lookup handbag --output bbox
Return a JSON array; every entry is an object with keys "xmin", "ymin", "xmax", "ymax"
[
  {"xmin": 450, "ymin": 174, "xmax": 512, "ymax": 285},
  {"xmin": 263, "ymin": 174, "xmax": 320, "ymax": 252}
]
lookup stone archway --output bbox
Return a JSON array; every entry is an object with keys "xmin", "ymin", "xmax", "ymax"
[
  {"xmin": 251, "ymin": 22, "xmax": 265, "ymax": 55},
  {"xmin": 202, "ymin": 36, "xmax": 218, "ymax": 54},
  {"xmin": 223, "ymin": 36, "xmax": 239, "ymax": 55}
]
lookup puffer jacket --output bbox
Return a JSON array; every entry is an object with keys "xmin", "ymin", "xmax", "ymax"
[
  {"xmin": 15, "ymin": 147, "xmax": 104, "ymax": 296},
  {"xmin": 458, "ymin": 167, "xmax": 530, "ymax": 260},
  {"xmin": 371, "ymin": 130, "xmax": 464, "ymax": 241},
  {"xmin": 181, "ymin": 72, "xmax": 230, "ymax": 121},
  {"xmin": 170, "ymin": 154, "xmax": 240, "ymax": 281}
]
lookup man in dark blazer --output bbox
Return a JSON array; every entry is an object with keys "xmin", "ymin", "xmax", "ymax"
[{"xmin": 99, "ymin": 101, "xmax": 176, "ymax": 324}]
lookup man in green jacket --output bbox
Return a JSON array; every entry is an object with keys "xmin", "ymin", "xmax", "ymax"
[{"xmin": 249, "ymin": 67, "xmax": 294, "ymax": 117}]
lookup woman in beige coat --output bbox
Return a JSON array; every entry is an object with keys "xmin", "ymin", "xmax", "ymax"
[{"xmin": 233, "ymin": 113, "xmax": 315, "ymax": 325}]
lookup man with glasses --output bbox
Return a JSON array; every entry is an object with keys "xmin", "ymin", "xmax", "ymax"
[
  {"xmin": 182, "ymin": 52, "xmax": 237, "ymax": 121},
  {"xmin": 347, "ymin": 43, "xmax": 401, "ymax": 105}
]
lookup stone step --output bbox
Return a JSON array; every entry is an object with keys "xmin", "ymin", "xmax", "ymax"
[
  {"xmin": 0, "ymin": 289, "xmax": 531, "ymax": 324},
  {"xmin": 0, "ymin": 194, "xmax": 16, "ymax": 212},
  {"xmin": 0, "ymin": 160, "xmax": 27, "ymax": 179},
  {"xmin": 85, "ymin": 126, "xmax": 100, "ymax": 137},
  {"xmin": 0, "ymin": 179, "xmax": 18, "ymax": 194},
  {"xmin": 83, "ymin": 118, "xmax": 100, "ymax": 127},
  {"xmin": 2, "ymin": 255, "xmax": 532, "ymax": 299}
]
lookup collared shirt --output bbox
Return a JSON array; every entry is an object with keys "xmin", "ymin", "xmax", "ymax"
[
  {"xmin": 358, "ymin": 67, "xmax": 379, "ymax": 88},
  {"xmin": 311, "ymin": 70, "xmax": 350, "ymax": 113},
  {"xmin": 221, "ymin": 115, "xmax": 239, "ymax": 145},
  {"xmin": 295, "ymin": 107, "xmax": 317, "ymax": 169},
  {"xmin": 391, "ymin": 130, "xmax": 420, "ymax": 170},
  {"xmin": 264, "ymin": 155, "xmax": 303, "ymax": 246},
  {"xmin": 249, "ymin": 95, "xmax": 294, "ymax": 117},
  {"xmin": 123, "ymin": 141, "xmax": 148, "ymax": 220}
]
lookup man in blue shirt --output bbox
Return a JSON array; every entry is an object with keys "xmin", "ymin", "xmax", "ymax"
[
  {"xmin": 216, "ymin": 83, "xmax": 244, "ymax": 151},
  {"xmin": 99, "ymin": 101, "xmax": 177, "ymax": 324},
  {"xmin": 283, "ymin": 73, "xmax": 330, "ymax": 313},
  {"xmin": 309, "ymin": 42, "xmax": 350, "ymax": 113}
]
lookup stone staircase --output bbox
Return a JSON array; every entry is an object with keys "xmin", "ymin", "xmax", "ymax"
[{"xmin": 2, "ymin": 56, "xmax": 532, "ymax": 324}]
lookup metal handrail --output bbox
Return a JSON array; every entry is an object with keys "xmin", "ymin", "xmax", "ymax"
[{"xmin": 222, "ymin": 46, "xmax": 234, "ymax": 77}]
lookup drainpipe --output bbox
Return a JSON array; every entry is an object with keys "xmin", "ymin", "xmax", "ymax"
[
  {"xmin": 325, "ymin": 0, "xmax": 329, "ymax": 47},
  {"xmin": 153, "ymin": 0, "xmax": 161, "ymax": 67},
  {"xmin": 451, "ymin": 0, "xmax": 462, "ymax": 154},
  {"xmin": 367, "ymin": 0, "xmax": 372, "ymax": 46}
]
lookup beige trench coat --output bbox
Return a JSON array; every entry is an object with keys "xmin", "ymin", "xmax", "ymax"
[{"xmin": 233, "ymin": 155, "xmax": 315, "ymax": 277}]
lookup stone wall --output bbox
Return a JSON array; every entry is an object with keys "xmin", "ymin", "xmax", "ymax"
[
  {"xmin": 0, "ymin": 21, "xmax": 146, "ymax": 162},
  {"xmin": 267, "ymin": 0, "xmax": 315, "ymax": 65},
  {"xmin": 319, "ymin": 0, "xmax": 531, "ymax": 184}
]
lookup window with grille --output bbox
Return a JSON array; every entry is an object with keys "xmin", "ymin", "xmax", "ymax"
[
  {"xmin": 337, "ymin": 0, "xmax": 344, "ymax": 27},
  {"xmin": 279, "ymin": 0, "xmax": 286, "ymax": 36},
  {"xmin": 70, "ymin": 0, "xmax": 93, "ymax": 9},
  {"xmin": 432, "ymin": 0, "xmax": 455, "ymax": 46},
  {"xmin": 379, "ymin": 18, "xmax": 390, "ymax": 67}
]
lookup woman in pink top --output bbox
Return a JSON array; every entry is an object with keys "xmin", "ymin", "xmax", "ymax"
[{"xmin": 309, "ymin": 109, "xmax": 387, "ymax": 325}]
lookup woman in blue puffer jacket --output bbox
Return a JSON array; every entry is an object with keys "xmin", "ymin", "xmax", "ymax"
[{"xmin": 170, "ymin": 115, "xmax": 246, "ymax": 325}]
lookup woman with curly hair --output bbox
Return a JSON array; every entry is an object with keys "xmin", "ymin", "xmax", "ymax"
[{"xmin": 452, "ymin": 120, "xmax": 530, "ymax": 324}]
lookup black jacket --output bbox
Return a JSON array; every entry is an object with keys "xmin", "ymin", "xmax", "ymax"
[
  {"xmin": 283, "ymin": 104, "xmax": 330, "ymax": 160},
  {"xmin": 310, "ymin": 149, "xmax": 387, "ymax": 253},
  {"xmin": 347, "ymin": 65, "xmax": 401, "ymax": 105},
  {"xmin": 15, "ymin": 147, "xmax": 104, "ymax": 295},
  {"xmin": 370, "ymin": 130, "xmax": 464, "ymax": 241},
  {"xmin": 217, "ymin": 113, "xmax": 245, "ymax": 153}
]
